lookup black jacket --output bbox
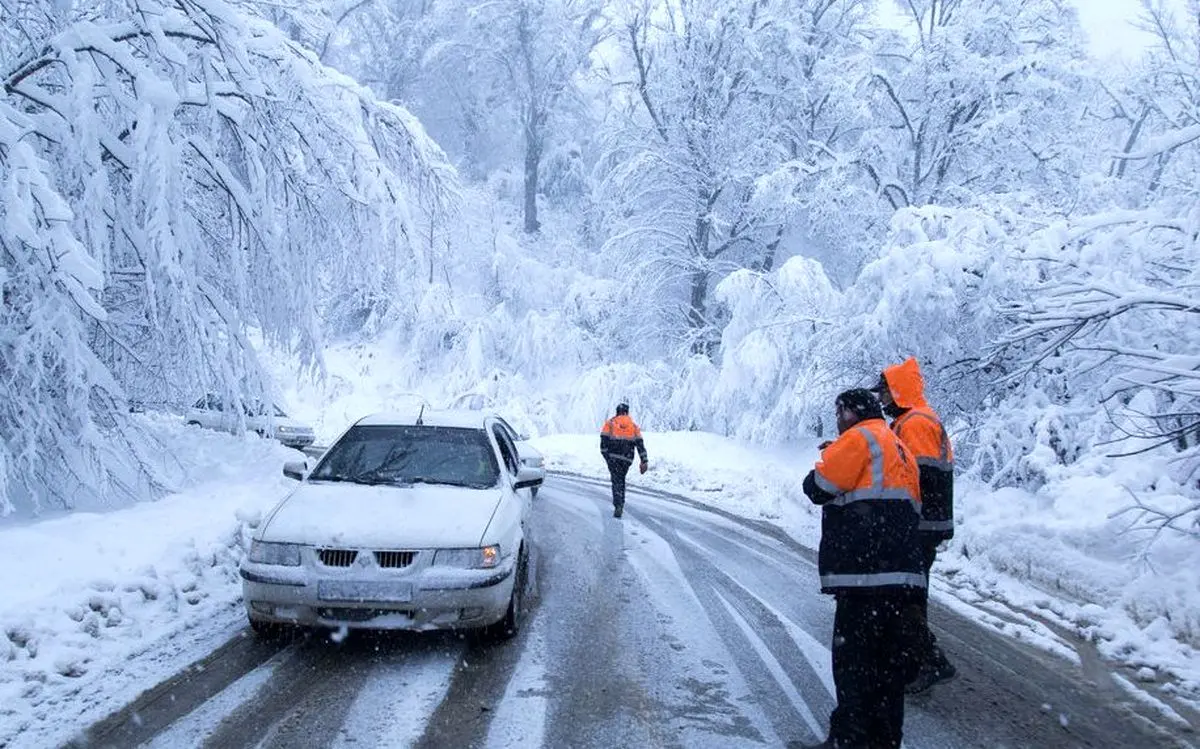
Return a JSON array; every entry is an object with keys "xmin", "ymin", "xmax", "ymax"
[{"xmin": 803, "ymin": 420, "xmax": 926, "ymax": 597}]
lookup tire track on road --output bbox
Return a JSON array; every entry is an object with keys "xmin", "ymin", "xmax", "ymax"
[
  {"xmin": 199, "ymin": 637, "xmax": 361, "ymax": 749},
  {"xmin": 73, "ymin": 630, "xmax": 287, "ymax": 749},
  {"xmin": 634, "ymin": 511, "xmax": 830, "ymax": 747}
]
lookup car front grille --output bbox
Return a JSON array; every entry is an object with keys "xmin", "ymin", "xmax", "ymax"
[
  {"xmin": 374, "ymin": 551, "xmax": 417, "ymax": 569},
  {"xmin": 317, "ymin": 607, "xmax": 414, "ymax": 622},
  {"xmin": 317, "ymin": 549, "xmax": 358, "ymax": 567}
]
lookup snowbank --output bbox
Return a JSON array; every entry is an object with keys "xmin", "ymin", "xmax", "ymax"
[
  {"xmin": 0, "ymin": 416, "xmax": 296, "ymax": 749},
  {"xmin": 534, "ymin": 431, "xmax": 1200, "ymax": 711}
]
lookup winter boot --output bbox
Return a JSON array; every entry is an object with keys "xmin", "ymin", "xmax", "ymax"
[{"xmin": 906, "ymin": 652, "xmax": 957, "ymax": 694}]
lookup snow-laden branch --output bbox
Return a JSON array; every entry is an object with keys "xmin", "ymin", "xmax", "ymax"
[{"xmin": 1111, "ymin": 123, "xmax": 1200, "ymax": 160}]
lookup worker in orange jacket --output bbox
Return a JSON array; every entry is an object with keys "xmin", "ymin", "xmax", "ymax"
[
  {"xmin": 874, "ymin": 357, "xmax": 957, "ymax": 694},
  {"xmin": 600, "ymin": 402, "xmax": 648, "ymax": 518},
  {"xmin": 800, "ymin": 389, "xmax": 924, "ymax": 749}
]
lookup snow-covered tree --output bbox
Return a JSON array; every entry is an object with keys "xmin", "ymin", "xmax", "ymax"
[
  {"xmin": 596, "ymin": 0, "xmax": 871, "ymax": 356},
  {"xmin": 0, "ymin": 0, "xmax": 454, "ymax": 514},
  {"xmin": 410, "ymin": 0, "xmax": 608, "ymax": 233},
  {"xmin": 991, "ymin": 1, "xmax": 1200, "ymax": 526},
  {"xmin": 863, "ymin": 0, "xmax": 1090, "ymax": 211}
]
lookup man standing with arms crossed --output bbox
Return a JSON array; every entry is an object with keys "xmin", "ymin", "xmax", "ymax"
[
  {"xmin": 600, "ymin": 401, "xmax": 648, "ymax": 518},
  {"xmin": 800, "ymin": 389, "xmax": 925, "ymax": 749},
  {"xmin": 875, "ymin": 357, "xmax": 957, "ymax": 693}
]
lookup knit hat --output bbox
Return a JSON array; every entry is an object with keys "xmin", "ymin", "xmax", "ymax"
[{"xmin": 835, "ymin": 388, "xmax": 883, "ymax": 421}]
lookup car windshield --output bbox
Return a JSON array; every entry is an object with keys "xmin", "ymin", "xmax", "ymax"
[{"xmin": 309, "ymin": 425, "xmax": 500, "ymax": 489}]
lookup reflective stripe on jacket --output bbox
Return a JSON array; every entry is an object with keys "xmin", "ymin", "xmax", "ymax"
[
  {"xmin": 600, "ymin": 414, "xmax": 647, "ymax": 464},
  {"xmin": 883, "ymin": 358, "xmax": 955, "ymax": 540},
  {"xmin": 813, "ymin": 418, "xmax": 925, "ymax": 595}
]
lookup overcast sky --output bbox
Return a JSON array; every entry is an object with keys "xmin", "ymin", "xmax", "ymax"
[{"xmin": 1072, "ymin": 0, "xmax": 1159, "ymax": 60}]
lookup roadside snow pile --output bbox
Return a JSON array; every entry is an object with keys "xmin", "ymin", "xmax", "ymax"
[
  {"xmin": 534, "ymin": 431, "xmax": 1200, "ymax": 711},
  {"xmin": 943, "ymin": 459, "xmax": 1200, "ymax": 709},
  {"xmin": 0, "ymin": 419, "xmax": 295, "ymax": 748}
]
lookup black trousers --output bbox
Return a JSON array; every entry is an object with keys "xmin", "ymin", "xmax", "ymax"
[
  {"xmin": 914, "ymin": 538, "xmax": 946, "ymax": 667},
  {"xmin": 828, "ymin": 593, "xmax": 918, "ymax": 749},
  {"xmin": 606, "ymin": 457, "xmax": 632, "ymax": 508}
]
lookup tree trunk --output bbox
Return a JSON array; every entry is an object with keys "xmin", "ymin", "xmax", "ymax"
[
  {"xmin": 523, "ymin": 135, "xmax": 541, "ymax": 234},
  {"xmin": 687, "ymin": 190, "xmax": 716, "ymax": 355},
  {"xmin": 687, "ymin": 267, "xmax": 712, "ymax": 355}
]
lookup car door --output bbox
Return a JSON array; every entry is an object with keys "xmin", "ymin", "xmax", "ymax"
[
  {"xmin": 497, "ymin": 417, "xmax": 545, "ymax": 479},
  {"xmin": 492, "ymin": 423, "xmax": 532, "ymax": 529},
  {"xmin": 198, "ymin": 394, "xmax": 226, "ymax": 431},
  {"xmin": 245, "ymin": 402, "xmax": 270, "ymax": 436}
]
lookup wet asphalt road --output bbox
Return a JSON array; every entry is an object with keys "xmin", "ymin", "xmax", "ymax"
[{"xmin": 76, "ymin": 475, "xmax": 1196, "ymax": 749}]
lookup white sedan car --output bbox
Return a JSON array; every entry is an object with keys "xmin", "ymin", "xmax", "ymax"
[
  {"xmin": 239, "ymin": 409, "xmax": 541, "ymax": 639},
  {"xmin": 185, "ymin": 395, "xmax": 315, "ymax": 449}
]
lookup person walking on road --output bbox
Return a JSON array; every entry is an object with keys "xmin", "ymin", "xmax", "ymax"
[
  {"xmin": 600, "ymin": 402, "xmax": 648, "ymax": 518},
  {"xmin": 874, "ymin": 357, "xmax": 957, "ymax": 694},
  {"xmin": 799, "ymin": 389, "xmax": 925, "ymax": 749}
]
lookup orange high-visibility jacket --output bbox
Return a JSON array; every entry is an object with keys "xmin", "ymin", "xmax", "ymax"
[
  {"xmin": 812, "ymin": 417, "xmax": 925, "ymax": 594},
  {"xmin": 600, "ymin": 414, "xmax": 647, "ymax": 464},
  {"xmin": 882, "ymin": 357, "xmax": 955, "ymax": 540}
]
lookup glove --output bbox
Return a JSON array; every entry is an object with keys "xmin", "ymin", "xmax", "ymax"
[{"xmin": 639, "ymin": 460, "xmax": 648, "ymax": 474}]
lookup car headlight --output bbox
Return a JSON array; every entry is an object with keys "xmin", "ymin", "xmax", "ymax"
[
  {"xmin": 248, "ymin": 540, "xmax": 302, "ymax": 566},
  {"xmin": 433, "ymin": 545, "xmax": 500, "ymax": 569},
  {"xmin": 276, "ymin": 426, "xmax": 295, "ymax": 433}
]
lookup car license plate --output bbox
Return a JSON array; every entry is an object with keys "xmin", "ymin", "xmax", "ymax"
[{"xmin": 317, "ymin": 580, "xmax": 413, "ymax": 603}]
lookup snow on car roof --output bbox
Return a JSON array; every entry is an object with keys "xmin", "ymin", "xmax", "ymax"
[{"xmin": 354, "ymin": 408, "xmax": 494, "ymax": 430}]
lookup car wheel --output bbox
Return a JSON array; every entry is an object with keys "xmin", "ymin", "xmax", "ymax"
[
  {"xmin": 186, "ymin": 421, "xmax": 201, "ymax": 428},
  {"xmin": 483, "ymin": 548, "xmax": 527, "ymax": 642}
]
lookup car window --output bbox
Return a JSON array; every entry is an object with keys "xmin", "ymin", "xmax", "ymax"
[
  {"xmin": 194, "ymin": 397, "xmax": 206, "ymax": 409},
  {"xmin": 492, "ymin": 424, "xmax": 520, "ymax": 475},
  {"xmin": 310, "ymin": 425, "xmax": 500, "ymax": 489},
  {"xmin": 496, "ymin": 417, "xmax": 519, "ymax": 442},
  {"xmin": 205, "ymin": 395, "xmax": 224, "ymax": 411},
  {"xmin": 274, "ymin": 405, "xmax": 287, "ymax": 417}
]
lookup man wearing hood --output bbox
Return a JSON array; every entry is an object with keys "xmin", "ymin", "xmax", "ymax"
[{"xmin": 875, "ymin": 357, "xmax": 957, "ymax": 694}]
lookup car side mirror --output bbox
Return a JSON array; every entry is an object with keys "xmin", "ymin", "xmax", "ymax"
[
  {"xmin": 514, "ymin": 465, "xmax": 543, "ymax": 491},
  {"xmin": 517, "ymin": 433, "xmax": 530, "ymax": 442},
  {"xmin": 282, "ymin": 460, "xmax": 308, "ymax": 481}
]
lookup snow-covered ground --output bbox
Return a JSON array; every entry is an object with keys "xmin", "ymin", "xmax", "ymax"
[
  {"xmin": 0, "ymin": 414, "xmax": 298, "ymax": 749},
  {"xmin": 2, "ymin": 413, "xmax": 1197, "ymax": 746}
]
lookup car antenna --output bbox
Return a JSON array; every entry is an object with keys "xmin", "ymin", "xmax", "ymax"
[{"xmin": 416, "ymin": 403, "xmax": 425, "ymax": 426}]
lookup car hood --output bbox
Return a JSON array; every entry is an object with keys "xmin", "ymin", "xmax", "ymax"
[{"xmin": 260, "ymin": 481, "xmax": 503, "ymax": 549}]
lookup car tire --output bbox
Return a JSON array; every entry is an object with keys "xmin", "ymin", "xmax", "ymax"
[
  {"xmin": 482, "ymin": 548, "xmax": 527, "ymax": 642},
  {"xmin": 186, "ymin": 421, "xmax": 201, "ymax": 428}
]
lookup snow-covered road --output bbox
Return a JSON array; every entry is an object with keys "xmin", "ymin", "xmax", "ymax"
[{"xmin": 75, "ymin": 476, "xmax": 1193, "ymax": 749}]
